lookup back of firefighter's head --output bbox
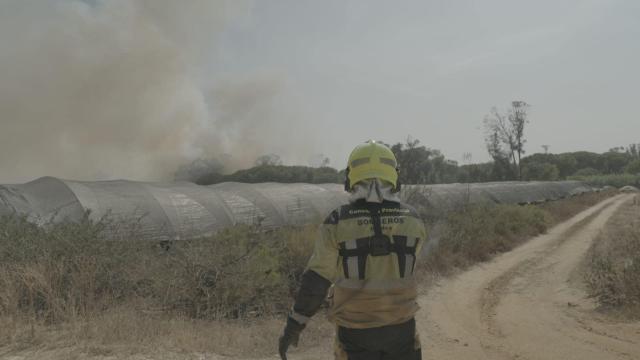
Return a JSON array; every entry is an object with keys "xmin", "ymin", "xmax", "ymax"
[{"xmin": 345, "ymin": 140, "xmax": 399, "ymax": 192}]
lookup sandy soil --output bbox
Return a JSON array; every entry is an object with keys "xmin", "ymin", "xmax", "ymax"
[
  {"xmin": 4, "ymin": 194, "xmax": 639, "ymax": 360},
  {"xmin": 419, "ymin": 193, "xmax": 640, "ymax": 360}
]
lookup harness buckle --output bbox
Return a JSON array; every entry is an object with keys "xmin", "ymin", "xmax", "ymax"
[{"xmin": 369, "ymin": 234, "xmax": 392, "ymax": 256}]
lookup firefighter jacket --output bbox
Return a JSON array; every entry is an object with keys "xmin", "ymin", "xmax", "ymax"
[{"xmin": 289, "ymin": 199, "xmax": 427, "ymax": 330}]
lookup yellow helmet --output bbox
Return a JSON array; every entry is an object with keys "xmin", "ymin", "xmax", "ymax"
[{"xmin": 346, "ymin": 141, "xmax": 399, "ymax": 190}]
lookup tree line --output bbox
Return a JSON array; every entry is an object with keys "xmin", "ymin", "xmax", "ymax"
[
  {"xmin": 177, "ymin": 143, "xmax": 640, "ymax": 186},
  {"xmin": 175, "ymin": 100, "xmax": 640, "ymax": 185}
]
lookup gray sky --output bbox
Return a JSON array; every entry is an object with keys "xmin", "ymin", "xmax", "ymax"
[
  {"xmin": 214, "ymin": 0, "xmax": 640, "ymax": 166},
  {"xmin": 1, "ymin": 0, "xmax": 639, "ymax": 183}
]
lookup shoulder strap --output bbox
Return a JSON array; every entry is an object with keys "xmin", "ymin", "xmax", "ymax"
[
  {"xmin": 368, "ymin": 204, "xmax": 393, "ymax": 257},
  {"xmin": 370, "ymin": 204, "xmax": 383, "ymax": 237}
]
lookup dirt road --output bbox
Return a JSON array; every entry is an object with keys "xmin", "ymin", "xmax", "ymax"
[{"xmin": 419, "ymin": 193, "xmax": 640, "ymax": 360}]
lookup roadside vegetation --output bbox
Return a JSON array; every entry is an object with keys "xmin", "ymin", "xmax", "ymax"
[
  {"xmin": 584, "ymin": 195, "xmax": 640, "ymax": 317},
  {"xmin": 0, "ymin": 216, "xmax": 319, "ymax": 355},
  {"xmin": 568, "ymin": 173, "xmax": 640, "ymax": 189},
  {"xmin": 0, "ymin": 190, "xmax": 617, "ymax": 357},
  {"xmin": 421, "ymin": 190, "xmax": 615, "ymax": 275},
  {"xmin": 0, "ymin": 216, "xmax": 313, "ymax": 322}
]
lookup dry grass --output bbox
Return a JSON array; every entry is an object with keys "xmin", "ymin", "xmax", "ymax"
[
  {"xmin": 0, "ymin": 215, "xmax": 317, "ymax": 322},
  {"xmin": 0, "ymin": 215, "xmax": 318, "ymax": 357},
  {"xmin": 538, "ymin": 189, "xmax": 617, "ymax": 225},
  {"xmin": 584, "ymin": 195, "xmax": 640, "ymax": 317},
  {"xmin": 420, "ymin": 190, "xmax": 617, "ymax": 276},
  {"xmin": 0, "ymin": 190, "xmax": 618, "ymax": 358},
  {"xmin": 420, "ymin": 204, "xmax": 547, "ymax": 275},
  {"xmin": 0, "ymin": 307, "xmax": 334, "ymax": 359},
  {"xmin": 1, "ymin": 307, "xmax": 333, "ymax": 358}
]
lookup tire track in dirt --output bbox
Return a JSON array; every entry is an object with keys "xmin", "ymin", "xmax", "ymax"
[
  {"xmin": 480, "ymin": 201, "xmax": 614, "ymax": 340},
  {"xmin": 419, "ymin": 194, "xmax": 640, "ymax": 360}
]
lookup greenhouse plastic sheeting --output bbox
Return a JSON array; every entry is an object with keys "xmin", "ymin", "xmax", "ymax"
[{"xmin": 0, "ymin": 177, "xmax": 596, "ymax": 241}]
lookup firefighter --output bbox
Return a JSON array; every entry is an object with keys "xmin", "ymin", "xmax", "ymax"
[{"xmin": 279, "ymin": 141, "xmax": 426, "ymax": 360}]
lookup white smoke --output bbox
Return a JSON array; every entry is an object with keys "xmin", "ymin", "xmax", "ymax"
[{"xmin": 0, "ymin": 0, "xmax": 311, "ymax": 183}]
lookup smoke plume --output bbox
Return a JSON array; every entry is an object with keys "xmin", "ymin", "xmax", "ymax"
[{"xmin": 0, "ymin": 0, "xmax": 310, "ymax": 183}]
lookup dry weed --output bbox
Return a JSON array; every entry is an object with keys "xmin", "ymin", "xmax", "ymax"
[
  {"xmin": 0, "ymin": 190, "xmax": 619, "ymax": 357},
  {"xmin": 584, "ymin": 195, "xmax": 640, "ymax": 314}
]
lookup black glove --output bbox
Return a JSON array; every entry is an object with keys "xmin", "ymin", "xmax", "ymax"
[{"xmin": 278, "ymin": 317, "xmax": 305, "ymax": 360}]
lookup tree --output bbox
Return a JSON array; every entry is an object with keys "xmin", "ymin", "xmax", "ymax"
[
  {"xmin": 309, "ymin": 154, "xmax": 331, "ymax": 167},
  {"xmin": 391, "ymin": 138, "xmax": 433, "ymax": 184},
  {"xmin": 426, "ymin": 150, "xmax": 459, "ymax": 183},
  {"xmin": 390, "ymin": 137, "xmax": 460, "ymax": 184},
  {"xmin": 174, "ymin": 158, "xmax": 224, "ymax": 184},
  {"xmin": 485, "ymin": 130, "xmax": 514, "ymax": 180},
  {"xmin": 555, "ymin": 154, "xmax": 578, "ymax": 179},
  {"xmin": 625, "ymin": 159, "xmax": 640, "ymax": 174},
  {"xmin": 224, "ymin": 165, "xmax": 341, "ymax": 184},
  {"xmin": 572, "ymin": 151, "xmax": 603, "ymax": 172},
  {"xmin": 457, "ymin": 163, "xmax": 494, "ymax": 183},
  {"xmin": 602, "ymin": 151, "xmax": 630, "ymax": 174},
  {"xmin": 255, "ymin": 154, "xmax": 282, "ymax": 166},
  {"xmin": 484, "ymin": 101, "xmax": 530, "ymax": 180},
  {"xmin": 521, "ymin": 162, "xmax": 559, "ymax": 181},
  {"xmin": 312, "ymin": 167, "xmax": 342, "ymax": 183}
]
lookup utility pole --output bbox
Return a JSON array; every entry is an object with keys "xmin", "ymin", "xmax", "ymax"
[
  {"xmin": 541, "ymin": 145, "xmax": 550, "ymax": 154},
  {"xmin": 462, "ymin": 152, "xmax": 473, "ymax": 165}
]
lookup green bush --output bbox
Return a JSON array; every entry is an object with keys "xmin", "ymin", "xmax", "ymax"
[
  {"xmin": 625, "ymin": 159, "xmax": 640, "ymax": 175},
  {"xmin": 522, "ymin": 162, "xmax": 560, "ymax": 181},
  {"xmin": 573, "ymin": 167, "xmax": 601, "ymax": 177},
  {"xmin": 568, "ymin": 174, "xmax": 640, "ymax": 188}
]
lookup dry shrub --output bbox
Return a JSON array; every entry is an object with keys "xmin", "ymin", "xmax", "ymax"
[
  {"xmin": 584, "ymin": 198, "xmax": 640, "ymax": 313},
  {"xmin": 0, "ymin": 214, "xmax": 138, "ymax": 325},
  {"xmin": 0, "ymin": 213, "xmax": 319, "ymax": 355},
  {"xmin": 151, "ymin": 225, "xmax": 315, "ymax": 319},
  {"xmin": 0, "ymin": 190, "xmax": 619, "ymax": 355},
  {"xmin": 421, "ymin": 190, "xmax": 616, "ymax": 275},
  {"xmin": 0, "ymin": 214, "xmax": 316, "ymax": 328},
  {"xmin": 539, "ymin": 189, "xmax": 617, "ymax": 225},
  {"xmin": 422, "ymin": 204, "xmax": 548, "ymax": 273},
  {"xmin": 0, "ymin": 214, "xmax": 319, "ymax": 354}
]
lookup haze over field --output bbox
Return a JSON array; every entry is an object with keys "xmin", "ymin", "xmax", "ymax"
[{"xmin": 0, "ymin": 0, "xmax": 639, "ymax": 183}]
